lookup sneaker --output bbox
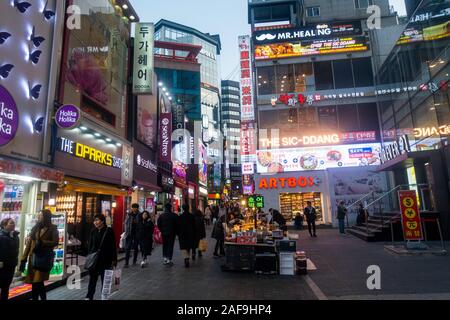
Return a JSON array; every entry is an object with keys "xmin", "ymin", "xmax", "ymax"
[{"xmin": 141, "ymin": 261, "xmax": 145, "ymax": 268}]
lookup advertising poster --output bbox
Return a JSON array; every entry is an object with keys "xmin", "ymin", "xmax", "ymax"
[
  {"xmin": 257, "ymin": 143, "xmax": 382, "ymax": 174},
  {"xmin": 137, "ymin": 86, "xmax": 158, "ymax": 149},
  {"xmin": 241, "ymin": 122, "xmax": 257, "ymax": 163},
  {"xmin": 198, "ymin": 141, "xmax": 208, "ymax": 186},
  {"xmin": 399, "ymin": 190, "xmax": 423, "ymax": 240}
]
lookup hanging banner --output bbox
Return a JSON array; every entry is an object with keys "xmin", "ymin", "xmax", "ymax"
[
  {"xmin": 398, "ymin": 190, "xmax": 423, "ymax": 241},
  {"xmin": 159, "ymin": 113, "xmax": 172, "ymax": 162},
  {"xmin": 238, "ymin": 35, "xmax": 255, "ymax": 122},
  {"xmin": 133, "ymin": 23, "xmax": 155, "ymax": 95}
]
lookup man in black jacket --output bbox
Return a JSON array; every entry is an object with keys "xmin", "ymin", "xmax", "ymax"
[
  {"xmin": 124, "ymin": 203, "xmax": 141, "ymax": 268},
  {"xmin": 304, "ymin": 202, "xmax": 317, "ymax": 237},
  {"xmin": 0, "ymin": 218, "xmax": 19, "ymax": 301},
  {"xmin": 157, "ymin": 203, "xmax": 178, "ymax": 266}
]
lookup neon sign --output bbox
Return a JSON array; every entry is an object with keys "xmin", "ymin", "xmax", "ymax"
[{"xmin": 259, "ymin": 176, "xmax": 321, "ymax": 189}]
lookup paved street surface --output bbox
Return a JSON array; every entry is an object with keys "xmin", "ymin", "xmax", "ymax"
[{"xmin": 47, "ymin": 227, "xmax": 450, "ymax": 300}]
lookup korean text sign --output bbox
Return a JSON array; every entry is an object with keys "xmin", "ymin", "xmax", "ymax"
[
  {"xmin": 398, "ymin": 190, "xmax": 423, "ymax": 240},
  {"xmin": 238, "ymin": 36, "xmax": 255, "ymax": 122},
  {"xmin": 133, "ymin": 23, "xmax": 155, "ymax": 95}
]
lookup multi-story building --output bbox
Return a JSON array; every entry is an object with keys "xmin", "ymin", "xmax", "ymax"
[
  {"xmin": 248, "ymin": 0, "xmax": 399, "ymax": 225},
  {"xmin": 221, "ymin": 80, "xmax": 242, "ymax": 198},
  {"xmin": 374, "ymin": 0, "xmax": 450, "ymax": 237}
]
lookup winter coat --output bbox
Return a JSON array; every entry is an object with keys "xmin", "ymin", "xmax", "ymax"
[
  {"xmin": 0, "ymin": 229, "xmax": 20, "ymax": 268},
  {"xmin": 124, "ymin": 212, "xmax": 141, "ymax": 239},
  {"xmin": 337, "ymin": 205, "xmax": 347, "ymax": 220},
  {"xmin": 212, "ymin": 215, "xmax": 225, "ymax": 241},
  {"xmin": 204, "ymin": 207, "xmax": 212, "ymax": 220},
  {"xmin": 21, "ymin": 225, "xmax": 59, "ymax": 284},
  {"xmin": 137, "ymin": 219, "xmax": 154, "ymax": 256},
  {"xmin": 304, "ymin": 206, "xmax": 317, "ymax": 222},
  {"xmin": 157, "ymin": 209, "xmax": 178, "ymax": 237},
  {"xmin": 88, "ymin": 226, "xmax": 117, "ymax": 271},
  {"xmin": 178, "ymin": 211, "xmax": 196, "ymax": 250},
  {"xmin": 194, "ymin": 214, "xmax": 206, "ymax": 248}
]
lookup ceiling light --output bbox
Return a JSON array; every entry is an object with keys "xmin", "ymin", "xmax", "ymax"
[
  {"xmin": 122, "ymin": 4, "xmax": 128, "ymax": 9},
  {"xmin": 162, "ymin": 87, "xmax": 167, "ymax": 92},
  {"xmin": 129, "ymin": 15, "xmax": 135, "ymax": 21},
  {"xmin": 94, "ymin": 133, "xmax": 101, "ymax": 137},
  {"xmin": 158, "ymin": 82, "xmax": 163, "ymax": 87},
  {"xmin": 106, "ymin": 138, "xmax": 112, "ymax": 142},
  {"xmin": 116, "ymin": 143, "xmax": 122, "ymax": 147},
  {"xmin": 80, "ymin": 126, "xmax": 87, "ymax": 131},
  {"xmin": 165, "ymin": 92, "xmax": 169, "ymax": 96}
]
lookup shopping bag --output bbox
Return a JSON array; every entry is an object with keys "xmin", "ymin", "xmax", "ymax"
[
  {"xmin": 199, "ymin": 238, "xmax": 208, "ymax": 252},
  {"xmin": 119, "ymin": 233, "xmax": 126, "ymax": 249},
  {"xmin": 153, "ymin": 226, "xmax": 163, "ymax": 245}
]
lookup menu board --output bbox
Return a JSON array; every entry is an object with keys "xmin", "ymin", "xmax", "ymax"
[{"xmin": 256, "ymin": 143, "xmax": 381, "ymax": 173}]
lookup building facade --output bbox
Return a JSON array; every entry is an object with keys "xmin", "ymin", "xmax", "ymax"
[
  {"xmin": 248, "ymin": 0, "xmax": 398, "ymax": 224},
  {"xmin": 221, "ymin": 80, "xmax": 242, "ymax": 198}
]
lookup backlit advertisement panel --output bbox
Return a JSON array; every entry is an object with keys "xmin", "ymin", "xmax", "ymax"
[{"xmin": 256, "ymin": 143, "xmax": 381, "ymax": 174}]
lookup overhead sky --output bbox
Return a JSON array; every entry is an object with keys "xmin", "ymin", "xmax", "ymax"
[{"xmin": 130, "ymin": 0, "xmax": 407, "ymax": 81}]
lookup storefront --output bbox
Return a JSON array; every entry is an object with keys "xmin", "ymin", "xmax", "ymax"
[
  {"xmin": 54, "ymin": 125, "xmax": 133, "ymax": 254},
  {"xmin": 172, "ymin": 161, "xmax": 188, "ymax": 213}
]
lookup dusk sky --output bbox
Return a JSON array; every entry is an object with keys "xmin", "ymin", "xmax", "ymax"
[{"xmin": 131, "ymin": 0, "xmax": 407, "ymax": 81}]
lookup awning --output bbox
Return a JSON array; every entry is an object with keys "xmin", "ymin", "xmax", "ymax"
[
  {"xmin": 376, "ymin": 150, "xmax": 438, "ymax": 172},
  {"xmin": 62, "ymin": 177, "xmax": 128, "ymax": 196},
  {"xmin": 134, "ymin": 179, "xmax": 162, "ymax": 192}
]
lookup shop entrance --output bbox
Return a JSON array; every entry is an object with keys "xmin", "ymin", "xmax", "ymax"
[{"xmin": 279, "ymin": 192, "xmax": 323, "ymax": 222}]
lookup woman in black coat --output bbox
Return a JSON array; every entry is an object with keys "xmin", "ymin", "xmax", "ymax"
[
  {"xmin": 85, "ymin": 214, "xmax": 117, "ymax": 300},
  {"xmin": 137, "ymin": 211, "xmax": 155, "ymax": 268},
  {"xmin": 0, "ymin": 218, "xmax": 20, "ymax": 301},
  {"xmin": 212, "ymin": 214, "xmax": 226, "ymax": 257},
  {"xmin": 193, "ymin": 209, "xmax": 206, "ymax": 259},
  {"xmin": 178, "ymin": 204, "xmax": 196, "ymax": 268}
]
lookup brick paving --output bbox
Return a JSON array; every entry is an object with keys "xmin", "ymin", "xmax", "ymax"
[{"xmin": 45, "ymin": 226, "xmax": 450, "ymax": 300}]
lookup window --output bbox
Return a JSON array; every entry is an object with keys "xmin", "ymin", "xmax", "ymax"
[
  {"xmin": 294, "ymin": 63, "xmax": 314, "ymax": 92},
  {"xmin": 276, "ymin": 64, "xmax": 295, "ymax": 94},
  {"xmin": 306, "ymin": 6, "xmax": 320, "ymax": 17},
  {"xmin": 333, "ymin": 60, "xmax": 354, "ymax": 89},
  {"xmin": 318, "ymin": 106, "xmax": 338, "ymax": 131},
  {"xmin": 353, "ymin": 58, "xmax": 374, "ymax": 87},
  {"xmin": 355, "ymin": 0, "xmax": 373, "ymax": 9},
  {"xmin": 257, "ymin": 66, "xmax": 276, "ymax": 95},
  {"xmin": 338, "ymin": 104, "xmax": 359, "ymax": 132},
  {"xmin": 358, "ymin": 103, "xmax": 379, "ymax": 131},
  {"xmin": 314, "ymin": 61, "xmax": 334, "ymax": 90}
]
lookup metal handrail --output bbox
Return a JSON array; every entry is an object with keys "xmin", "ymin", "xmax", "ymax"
[
  {"xmin": 346, "ymin": 191, "xmax": 375, "ymax": 211},
  {"xmin": 364, "ymin": 183, "xmax": 430, "ymax": 210}
]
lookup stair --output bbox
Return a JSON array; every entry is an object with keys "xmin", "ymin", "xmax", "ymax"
[{"xmin": 347, "ymin": 212, "xmax": 401, "ymax": 242}]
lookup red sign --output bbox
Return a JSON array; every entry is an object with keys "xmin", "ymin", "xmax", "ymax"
[
  {"xmin": 259, "ymin": 176, "xmax": 320, "ymax": 189},
  {"xmin": 398, "ymin": 190, "xmax": 423, "ymax": 241},
  {"xmin": 241, "ymin": 121, "xmax": 257, "ymax": 162},
  {"xmin": 0, "ymin": 159, "xmax": 64, "ymax": 184},
  {"xmin": 159, "ymin": 113, "xmax": 172, "ymax": 162},
  {"xmin": 239, "ymin": 36, "xmax": 255, "ymax": 122}
]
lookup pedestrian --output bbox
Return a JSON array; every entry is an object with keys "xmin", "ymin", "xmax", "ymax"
[
  {"xmin": 304, "ymin": 202, "xmax": 317, "ymax": 237},
  {"xmin": 337, "ymin": 201, "xmax": 348, "ymax": 234},
  {"xmin": 193, "ymin": 209, "xmax": 207, "ymax": 259},
  {"xmin": 137, "ymin": 210, "xmax": 155, "ymax": 268},
  {"xmin": 19, "ymin": 209, "xmax": 59, "ymax": 300},
  {"xmin": 272, "ymin": 209, "xmax": 288, "ymax": 233},
  {"xmin": 124, "ymin": 203, "xmax": 141, "ymax": 268},
  {"xmin": 177, "ymin": 204, "xmax": 196, "ymax": 268},
  {"xmin": 212, "ymin": 214, "xmax": 226, "ymax": 257},
  {"xmin": 0, "ymin": 218, "xmax": 20, "ymax": 301},
  {"xmin": 219, "ymin": 203, "xmax": 227, "ymax": 219},
  {"xmin": 294, "ymin": 212, "xmax": 304, "ymax": 230},
  {"xmin": 204, "ymin": 205, "xmax": 212, "ymax": 226},
  {"xmin": 356, "ymin": 203, "xmax": 367, "ymax": 226},
  {"xmin": 157, "ymin": 203, "xmax": 178, "ymax": 266},
  {"xmin": 85, "ymin": 214, "xmax": 117, "ymax": 300},
  {"xmin": 212, "ymin": 205, "xmax": 219, "ymax": 223}
]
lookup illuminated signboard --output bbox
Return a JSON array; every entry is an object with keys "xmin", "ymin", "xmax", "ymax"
[
  {"xmin": 58, "ymin": 137, "xmax": 123, "ymax": 169},
  {"xmin": 259, "ymin": 176, "xmax": 321, "ymax": 190},
  {"xmin": 253, "ymin": 21, "xmax": 362, "ymax": 45},
  {"xmin": 255, "ymin": 36, "xmax": 369, "ymax": 60},
  {"xmin": 256, "ymin": 143, "xmax": 381, "ymax": 173},
  {"xmin": 379, "ymin": 135, "xmax": 411, "ymax": 164},
  {"xmin": 241, "ymin": 121, "xmax": 257, "ymax": 163},
  {"xmin": 242, "ymin": 162, "xmax": 255, "ymax": 175},
  {"xmin": 259, "ymin": 131, "xmax": 377, "ymax": 148},
  {"xmin": 414, "ymin": 125, "xmax": 450, "ymax": 138},
  {"xmin": 247, "ymin": 195, "xmax": 265, "ymax": 209},
  {"xmin": 133, "ymin": 23, "xmax": 155, "ymax": 95},
  {"xmin": 198, "ymin": 140, "xmax": 208, "ymax": 187},
  {"xmin": 238, "ymin": 35, "xmax": 255, "ymax": 122}
]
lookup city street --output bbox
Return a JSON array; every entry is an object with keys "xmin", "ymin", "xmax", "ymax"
[{"xmin": 47, "ymin": 228, "xmax": 450, "ymax": 300}]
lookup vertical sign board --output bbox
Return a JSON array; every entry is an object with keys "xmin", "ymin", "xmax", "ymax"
[
  {"xmin": 398, "ymin": 190, "xmax": 423, "ymax": 240},
  {"xmin": 133, "ymin": 23, "xmax": 155, "ymax": 95},
  {"xmin": 159, "ymin": 113, "xmax": 172, "ymax": 163},
  {"xmin": 238, "ymin": 35, "xmax": 255, "ymax": 122}
]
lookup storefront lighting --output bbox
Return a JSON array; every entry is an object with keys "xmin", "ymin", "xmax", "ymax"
[
  {"xmin": 158, "ymin": 82, "xmax": 163, "ymax": 87},
  {"xmin": 162, "ymin": 87, "xmax": 167, "ymax": 92},
  {"xmin": 130, "ymin": 15, "xmax": 135, "ymax": 21},
  {"xmin": 112, "ymin": 201, "xmax": 117, "ymax": 208},
  {"xmin": 0, "ymin": 172, "xmax": 39, "ymax": 182},
  {"xmin": 106, "ymin": 138, "xmax": 112, "ymax": 142},
  {"xmin": 169, "ymin": 97, "xmax": 172, "ymax": 101},
  {"xmin": 116, "ymin": 143, "xmax": 122, "ymax": 147},
  {"xmin": 80, "ymin": 126, "xmax": 87, "ymax": 131},
  {"xmin": 94, "ymin": 133, "xmax": 101, "ymax": 137},
  {"xmin": 48, "ymin": 198, "xmax": 56, "ymax": 206},
  {"xmin": 241, "ymin": 200, "xmax": 246, "ymax": 206},
  {"xmin": 122, "ymin": 4, "xmax": 128, "ymax": 9},
  {"xmin": 165, "ymin": 92, "xmax": 169, "ymax": 96}
]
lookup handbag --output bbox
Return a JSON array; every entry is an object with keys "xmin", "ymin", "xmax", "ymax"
[
  {"xmin": 199, "ymin": 238, "xmax": 208, "ymax": 252},
  {"xmin": 85, "ymin": 228, "xmax": 108, "ymax": 271},
  {"xmin": 153, "ymin": 226, "xmax": 163, "ymax": 245},
  {"xmin": 31, "ymin": 228, "xmax": 55, "ymax": 272}
]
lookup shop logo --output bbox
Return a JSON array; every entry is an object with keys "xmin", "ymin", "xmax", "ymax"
[
  {"xmin": 136, "ymin": 154, "xmax": 157, "ymax": 172},
  {"xmin": 259, "ymin": 176, "xmax": 321, "ymax": 189},
  {"xmin": 0, "ymin": 85, "xmax": 19, "ymax": 146},
  {"xmin": 55, "ymin": 104, "xmax": 81, "ymax": 129},
  {"xmin": 162, "ymin": 118, "xmax": 169, "ymax": 126},
  {"xmin": 255, "ymin": 33, "xmax": 277, "ymax": 41}
]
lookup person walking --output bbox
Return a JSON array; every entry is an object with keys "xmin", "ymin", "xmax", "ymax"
[
  {"xmin": 304, "ymin": 202, "xmax": 317, "ymax": 237},
  {"xmin": 212, "ymin": 205, "xmax": 219, "ymax": 224},
  {"xmin": 137, "ymin": 211, "xmax": 155, "ymax": 268},
  {"xmin": 212, "ymin": 214, "xmax": 226, "ymax": 257},
  {"xmin": 124, "ymin": 203, "xmax": 141, "ymax": 268},
  {"xmin": 85, "ymin": 214, "xmax": 117, "ymax": 300},
  {"xmin": 356, "ymin": 203, "xmax": 367, "ymax": 226},
  {"xmin": 177, "ymin": 204, "xmax": 196, "ymax": 268},
  {"xmin": 337, "ymin": 201, "xmax": 348, "ymax": 235},
  {"xmin": 204, "ymin": 205, "xmax": 212, "ymax": 226},
  {"xmin": 19, "ymin": 210, "xmax": 59, "ymax": 300},
  {"xmin": 193, "ymin": 208, "xmax": 207, "ymax": 259},
  {"xmin": 157, "ymin": 203, "xmax": 178, "ymax": 266},
  {"xmin": 0, "ymin": 218, "xmax": 20, "ymax": 301}
]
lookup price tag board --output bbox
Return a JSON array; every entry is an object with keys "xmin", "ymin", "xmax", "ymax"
[{"xmin": 398, "ymin": 190, "xmax": 423, "ymax": 241}]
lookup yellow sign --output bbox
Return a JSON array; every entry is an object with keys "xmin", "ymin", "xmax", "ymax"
[
  {"xmin": 404, "ymin": 208, "xmax": 417, "ymax": 219},
  {"xmin": 407, "ymin": 221, "xmax": 418, "ymax": 230},
  {"xmin": 402, "ymin": 197, "xmax": 415, "ymax": 208}
]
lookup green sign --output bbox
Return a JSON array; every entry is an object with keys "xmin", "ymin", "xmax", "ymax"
[{"xmin": 247, "ymin": 195, "xmax": 264, "ymax": 209}]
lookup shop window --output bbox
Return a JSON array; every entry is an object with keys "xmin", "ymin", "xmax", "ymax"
[
  {"xmin": 314, "ymin": 61, "xmax": 334, "ymax": 90},
  {"xmin": 276, "ymin": 64, "xmax": 295, "ymax": 94},
  {"xmin": 294, "ymin": 63, "xmax": 314, "ymax": 92},
  {"xmin": 338, "ymin": 104, "xmax": 359, "ymax": 132},
  {"xmin": 257, "ymin": 66, "xmax": 276, "ymax": 95},
  {"xmin": 318, "ymin": 106, "xmax": 338, "ymax": 130},
  {"xmin": 353, "ymin": 58, "xmax": 374, "ymax": 87},
  {"xmin": 358, "ymin": 103, "xmax": 379, "ymax": 131},
  {"xmin": 298, "ymin": 107, "xmax": 319, "ymax": 132},
  {"xmin": 259, "ymin": 110, "xmax": 279, "ymax": 129},
  {"xmin": 333, "ymin": 60, "xmax": 354, "ymax": 89},
  {"xmin": 380, "ymin": 100, "xmax": 394, "ymax": 123}
]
